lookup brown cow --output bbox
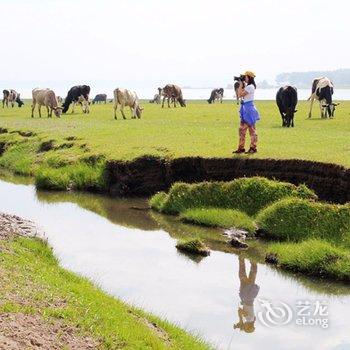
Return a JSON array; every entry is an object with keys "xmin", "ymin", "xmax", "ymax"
[
  {"xmin": 31, "ymin": 88, "xmax": 62, "ymax": 118},
  {"xmin": 161, "ymin": 84, "xmax": 186, "ymax": 108}
]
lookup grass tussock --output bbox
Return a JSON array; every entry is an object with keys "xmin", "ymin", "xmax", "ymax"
[
  {"xmin": 150, "ymin": 177, "xmax": 316, "ymax": 216},
  {"xmin": 176, "ymin": 238, "xmax": 210, "ymax": 256},
  {"xmin": 268, "ymin": 239, "xmax": 350, "ymax": 282},
  {"xmin": 0, "ymin": 237, "xmax": 209, "ymax": 349},
  {"xmin": 35, "ymin": 163, "xmax": 106, "ymax": 191},
  {"xmin": 257, "ymin": 198, "xmax": 350, "ymax": 246},
  {"xmin": 180, "ymin": 208, "xmax": 256, "ymax": 234}
]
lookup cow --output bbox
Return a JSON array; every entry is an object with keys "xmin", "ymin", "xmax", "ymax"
[
  {"xmin": 161, "ymin": 84, "xmax": 186, "ymax": 108},
  {"xmin": 207, "ymin": 88, "xmax": 224, "ymax": 104},
  {"xmin": 113, "ymin": 88, "xmax": 143, "ymax": 120},
  {"xmin": 2, "ymin": 89, "xmax": 24, "ymax": 108},
  {"xmin": 276, "ymin": 86, "xmax": 298, "ymax": 127},
  {"xmin": 308, "ymin": 77, "xmax": 338, "ymax": 118},
  {"xmin": 149, "ymin": 87, "xmax": 162, "ymax": 104},
  {"xmin": 234, "ymin": 82, "xmax": 240, "ymax": 105},
  {"xmin": 31, "ymin": 88, "xmax": 63, "ymax": 118},
  {"xmin": 92, "ymin": 94, "xmax": 107, "ymax": 104},
  {"xmin": 62, "ymin": 85, "xmax": 90, "ymax": 114}
]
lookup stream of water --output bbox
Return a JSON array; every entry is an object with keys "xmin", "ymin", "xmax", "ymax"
[{"xmin": 0, "ymin": 175, "xmax": 349, "ymax": 350}]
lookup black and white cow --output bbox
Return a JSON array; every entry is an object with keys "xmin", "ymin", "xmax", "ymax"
[
  {"xmin": 308, "ymin": 77, "xmax": 338, "ymax": 118},
  {"xmin": 276, "ymin": 86, "xmax": 298, "ymax": 127},
  {"xmin": 2, "ymin": 89, "xmax": 24, "ymax": 108},
  {"xmin": 62, "ymin": 85, "xmax": 90, "ymax": 114},
  {"xmin": 207, "ymin": 88, "xmax": 224, "ymax": 104},
  {"xmin": 92, "ymin": 94, "xmax": 107, "ymax": 104}
]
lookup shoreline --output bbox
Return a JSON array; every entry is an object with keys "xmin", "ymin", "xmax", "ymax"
[{"xmin": 0, "ymin": 212, "xmax": 209, "ymax": 349}]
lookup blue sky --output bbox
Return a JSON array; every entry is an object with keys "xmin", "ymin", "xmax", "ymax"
[{"xmin": 1, "ymin": 0, "xmax": 349, "ymax": 92}]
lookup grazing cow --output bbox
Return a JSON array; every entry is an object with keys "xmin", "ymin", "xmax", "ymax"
[
  {"xmin": 234, "ymin": 82, "xmax": 240, "ymax": 105},
  {"xmin": 2, "ymin": 89, "xmax": 24, "ymax": 108},
  {"xmin": 92, "ymin": 94, "xmax": 107, "ymax": 104},
  {"xmin": 31, "ymin": 88, "xmax": 63, "ymax": 118},
  {"xmin": 276, "ymin": 86, "xmax": 298, "ymax": 127},
  {"xmin": 308, "ymin": 77, "xmax": 338, "ymax": 118},
  {"xmin": 161, "ymin": 84, "xmax": 186, "ymax": 108},
  {"xmin": 62, "ymin": 85, "xmax": 90, "ymax": 114},
  {"xmin": 149, "ymin": 87, "xmax": 162, "ymax": 104},
  {"xmin": 113, "ymin": 88, "xmax": 143, "ymax": 119},
  {"xmin": 207, "ymin": 88, "xmax": 224, "ymax": 104}
]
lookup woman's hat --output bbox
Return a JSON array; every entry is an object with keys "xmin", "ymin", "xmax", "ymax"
[{"xmin": 243, "ymin": 71, "xmax": 256, "ymax": 78}]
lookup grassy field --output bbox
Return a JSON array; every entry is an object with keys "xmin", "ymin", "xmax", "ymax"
[
  {"xmin": 0, "ymin": 99, "xmax": 349, "ymax": 166},
  {"xmin": 0, "ymin": 236, "xmax": 209, "ymax": 349}
]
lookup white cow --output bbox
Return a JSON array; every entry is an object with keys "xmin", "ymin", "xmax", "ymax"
[
  {"xmin": 113, "ymin": 88, "xmax": 143, "ymax": 119},
  {"xmin": 31, "ymin": 88, "xmax": 62, "ymax": 118}
]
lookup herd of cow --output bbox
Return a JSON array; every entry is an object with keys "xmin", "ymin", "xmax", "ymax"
[{"xmin": 1, "ymin": 77, "xmax": 339, "ymax": 126}]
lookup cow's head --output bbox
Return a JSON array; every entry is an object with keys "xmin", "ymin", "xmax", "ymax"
[
  {"xmin": 53, "ymin": 106, "xmax": 63, "ymax": 117},
  {"xmin": 179, "ymin": 98, "xmax": 186, "ymax": 107},
  {"xmin": 323, "ymin": 102, "xmax": 339, "ymax": 118},
  {"xmin": 136, "ymin": 106, "xmax": 144, "ymax": 118},
  {"xmin": 16, "ymin": 95, "xmax": 24, "ymax": 108},
  {"xmin": 284, "ymin": 108, "xmax": 297, "ymax": 127}
]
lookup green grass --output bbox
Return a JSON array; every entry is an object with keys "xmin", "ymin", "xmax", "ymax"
[
  {"xmin": 267, "ymin": 239, "xmax": 350, "ymax": 282},
  {"xmin": 150, "ymin": 177, "xmax": 316, "ymax": 216},
  {"xmin": 0, "ymin": 237, "xmax": 209, "ymax": 350},
  {"xmin": 257, "ymin": 198, "xmax": 350, "ymax": 247},
  {"xmin": 175, "ymin": 238, "xmax": 210, "ymax": 256},
  {"xmin": 0, "ymin": 100, "xmax": 348, "ymax": 190},
  {"xmin": 0, "ymin": 100, "xmax": 349, "ymax": 165},
  {"xmin": 180, "ymin": 208, "xmax": 256, "ymax": 234}
]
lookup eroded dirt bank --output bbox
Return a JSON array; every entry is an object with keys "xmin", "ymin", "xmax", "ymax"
[{"xmin": 105, "ymin": 156, "xmax": 350, "ymax": 203}]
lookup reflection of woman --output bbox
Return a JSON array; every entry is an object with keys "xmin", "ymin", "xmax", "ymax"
[
  {"xmin": 234, "ymin": 256, "xmax": 260, "ymax": 333},
  {"xmin": 233, "ymin": 71, "xmax": 260, "ymax": 154}
]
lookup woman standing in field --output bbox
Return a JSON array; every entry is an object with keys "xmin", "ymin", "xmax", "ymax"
[{"xmin": 233, "ymin": 71, "xmax": 260, "ymax": 154}]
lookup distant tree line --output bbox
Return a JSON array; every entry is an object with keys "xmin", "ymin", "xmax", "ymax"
[{"xmin": 276, "ymin": 69, "xmax": 350, "ymax": 88}]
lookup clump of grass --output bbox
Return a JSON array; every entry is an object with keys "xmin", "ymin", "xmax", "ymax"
[
  {"xmin": 35, "ymin": 163, "xmax": 106, "ymax": 191},
  {"xmin": 180, "ymin": 208, "xmax": 256, "ymax": 234},
  {"xmin": 150, "ymin": 177, "xmax": 316, "ymax": 216},
  {"xmin": 149, "ymin": 191, "xmax": 168, "ymax": 211},
  {"xmin": 267, "ymin": 239, "xmax": 350, "ymax": 282},
  {"xmin": 256, "ymin": 198, "xmax": 350, "ymax": 245},
  {"xmin": 176, "ymin": 238, "xmax": 210, "ymax": 256}
]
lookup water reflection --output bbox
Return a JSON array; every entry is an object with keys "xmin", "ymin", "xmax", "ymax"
[{"xmin": 234, "ymin": 256, "xmax": 260, "ymax": 333}]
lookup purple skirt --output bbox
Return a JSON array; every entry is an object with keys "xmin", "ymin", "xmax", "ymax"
[{"xmin": 239, "ymin": 101, "xmax": 260, "ymax": 126}]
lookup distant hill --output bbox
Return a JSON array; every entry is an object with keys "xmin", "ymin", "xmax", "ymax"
[{"xmin": 276, "ymin": 69, "xmax": 350, "ymax": 88}]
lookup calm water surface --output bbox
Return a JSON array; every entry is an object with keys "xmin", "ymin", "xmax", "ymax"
[{"xmin": 0, "ymin": 176, "xmax": 349, "ymax": 350}]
